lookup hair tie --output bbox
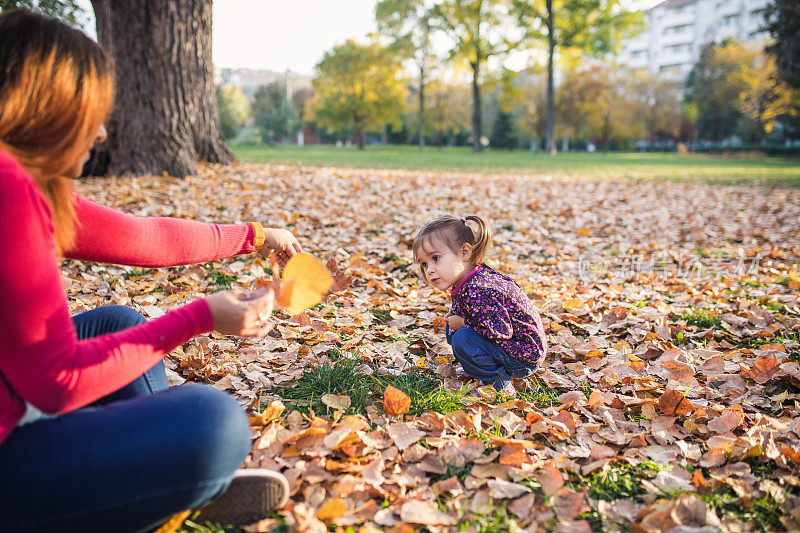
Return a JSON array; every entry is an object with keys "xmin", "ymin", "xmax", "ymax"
[{"xmin": 461, "ymin": 217, "xmax": 467, "ymax": 224}]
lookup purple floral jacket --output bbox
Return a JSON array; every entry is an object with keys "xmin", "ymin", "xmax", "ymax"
[{"xmin": 450, "ymin": 264, "xmax": 547, "ymax": 367}]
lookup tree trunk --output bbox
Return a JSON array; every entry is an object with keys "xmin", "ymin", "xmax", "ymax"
[
  {"xmin": 90, "ymin": 0, "xmax": 233, "ymax": 177},
  {"xmin": 471, "ymin": 61, "xmax": 483, "ymax": 153},
  {"xmin": 545, "ymin": 0, "xmax": 557, "ymax": 156},
  {"xmin": 418, "ymin": 65, "xmax": 425, "ymax": 153}
]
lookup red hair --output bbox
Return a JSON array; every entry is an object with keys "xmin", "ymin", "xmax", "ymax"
[{"xmin": 0, "ymin": 9, "xmax": 114, "ymax": 253}]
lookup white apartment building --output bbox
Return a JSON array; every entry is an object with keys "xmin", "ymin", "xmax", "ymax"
[{"xmin": 618, "ymin": 0, "xmax": 770, "ymax": 81}]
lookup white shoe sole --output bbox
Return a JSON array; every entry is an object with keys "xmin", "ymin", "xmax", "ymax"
[{"xmin": 194, "ymin": 468, "xmax": 290, "ymax": 526}]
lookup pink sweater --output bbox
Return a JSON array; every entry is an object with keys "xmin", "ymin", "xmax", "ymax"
[{"xmin": 0, "ymin": 149, "xmax": 257, "ymax": 445}]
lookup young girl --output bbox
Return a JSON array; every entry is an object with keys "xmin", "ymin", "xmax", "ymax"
[{"xmin": 413, "ymin": 215, "xmax": 547, "ymax": 396}]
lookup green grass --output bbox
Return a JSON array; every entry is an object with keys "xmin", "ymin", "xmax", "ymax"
[
  {"xmin": 277, "ymin": 355, "xmax": 374, "ymax": 416},
  {"xmin": 373, "ymin": 369, "xmax": 473, "ymax": 416},
  {"xmin": 370, "ymin": 308, "xmax": 393, "ymax": 324},
  {"xmin": 231, "ymin": 143, "xmax": 800, "ymax": 187},
  {"xmin": 700, "ymin": 490, "xmax": 783, "ymax": 530},
  {"xmin": 432, "ymin": 462, "xmax": 473, "ymax": 483},
  {"xmin": 122, "ymin": 267, "xmax": 153, "ymax": 279},
  {"xmin": 207, "ymin": 270, "xmax": 238, "ymax": 290},
  {"xmin": 276, "ymin": 355, "xmax": 470, "ymax": 417},
  {"xmin": 517, "ymin": 376, "xmax": 559, "ymax": 408},
  {"xmin": 573, "ymin": 461, "xmax": 666, "ymax": 503},
  {"xmin": 681, "ymin": 309, "xmax": 723, "ymax": 329},
  {"xmin": 454, "ymin": 502, "xmax": 523, "ymax": 533}
]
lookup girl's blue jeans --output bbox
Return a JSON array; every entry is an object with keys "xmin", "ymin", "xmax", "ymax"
[
  {"xmin": 447, "ymin": 326, "xmax": 536, "ymax": 390},
  {"xmin": 0, "ymin": 305, "xmax": 251, "ymax": 533}
]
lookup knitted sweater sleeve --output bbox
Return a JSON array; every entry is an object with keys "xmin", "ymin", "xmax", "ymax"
[
  {"xmin": 64, "ymin": 195, "xmax": 256, "ymax": 267},
  {"xmin": 0, "ymin": 164, "xmax": 213, "ymax": 420}
]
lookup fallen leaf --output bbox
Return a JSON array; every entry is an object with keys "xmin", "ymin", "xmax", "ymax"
[
  {"xmin": 384, "ymin": 385, "xmax": 411, "ymax": 416},
  {"xmin": 399, "ymin": 500, "xmax": 456, "ymax": 526},
  {"xmin": 488, "ymin": 478, "xmax": 531, "ymax": 499},
  {"xmin": 387, "ymin": 422, "xmax": 425, "ymax": 450},
  {"xmin": 741, "ymin": 357, "xmax": 780, "ymax": 384},
  {"xmin": 278, "ymin": 252, "xmax": 334, "ymax": 315},
  {"xmin": 321, "ymin": 394, "xmax": 351, "ymax": 411},
  {"xmin": 657, "ymin": 389, "xmax": 694, "ymax": 416},
  {"xmin": 316, "ymin": 497, "xmax": 347, "ymax": 521}
]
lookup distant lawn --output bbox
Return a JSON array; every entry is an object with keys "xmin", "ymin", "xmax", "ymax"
[{"xmin": 231, "ymin": 143, "xmax": 800, "ymax": 187}]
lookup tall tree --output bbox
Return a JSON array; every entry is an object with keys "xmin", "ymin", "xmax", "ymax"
[
  {"xmin": 427, "ymin": 79, "xmax": 472, "ymax": 146},
  {"xmin": 514, "ymin": 0, "xmax": 642, "ymax": 154},
  {"xmin": 216, "ymin": 85, "xmax": 250, "ymax": 140},
  {"xmin": 251, "ymin": 81, "xmax": 301, "ymax": 145},
  {"xmin": 376, "ymin": 0, "xmax": 437, "ymax": 152},
  {"xmin": 728, "ymin": 46, "xmax": 798, "ymax": 142},
  {"xmin": 90, "ymin": 0, "xmax": 233, "ymax": 177},
  {"xmin": 311, "ymin": 39, "xmax": 407, "ymax": 149},
  {"xmin": 685, "ymin": 42, "xmax": 746, "ymax": 141},
  {"xmin": 431, "ymin": 0, "xmax": 519, "ymax": 152},
  {"xmin": 684, "ymin": 40, "xmax": 797, "ymax": 143},
  {"xmin": 627, "ymin": 69, "xmax": 682, "ymax": 141},
  {"xmin": 763, "ymin": 0, "xmax": 800, "ymax": 90}
]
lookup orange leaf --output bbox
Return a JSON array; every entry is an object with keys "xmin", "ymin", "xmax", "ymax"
[
  {"xmin": 577, "ymin": 227, "xmax": 591, "ymax": 237},
  {"xmin": 316, "ymin": 497, "xmax": 347, "ymax": 521},
  {"xmin": 657, "ymin": 389, "xmax": 694, "ymax": 416},
  {"xmin": 277, "ymin": 252, "xmax": 334, "ymax": 315},
  {"xmin": 563, "ymin": 298, "xmax": 584, "ymax": 310},
  {"xmin": 499, "ymin": 442, "xmax": 528, "ymax": 467},
  {"xmin": 383, "ymin": 385, "xmax": 411, "ymax": 416},
  {"xmin": 742, "ymin": 357, "xmax": 780, "ymax": 384},
  {"xmin": 540, "ymin": 461, "xmax": 564, "ymax": 496}
]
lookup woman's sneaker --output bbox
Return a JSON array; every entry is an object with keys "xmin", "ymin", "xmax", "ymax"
[{"xmin": 194, "ymin": 468, "xmax": 290, "ymax": 526}]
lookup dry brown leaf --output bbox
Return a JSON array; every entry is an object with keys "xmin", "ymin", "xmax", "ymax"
[
  {"xmin": 657, "ymin": 389, "xmax": 694, "ymax": 417},
  {"xmin": 316, "ymin": 497, "xmax": 347, "ymax": 521},
  {"xmin": 540, "ymin": 461, "xmax": 565, "ymax": 496},
  {"xmin": 399, "ymin": 500, "xmax": 457, "ymax": 526},
  {"xmin": 383, "ymin": 385, "xmax": 411, "ymax": 416},
  {"xmin": 321, "ymin": 394, "xmax": 351, "ymax": 411},
  {"xmin": 741, "ymin": 356, "xmax": 780, "ymax": 384}
]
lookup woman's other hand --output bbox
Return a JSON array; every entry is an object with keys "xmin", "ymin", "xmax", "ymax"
[
  {"xmin": 257, "ymin": 228, "xmax": 302, "ymax": 267},
  {"xmin": 205, "ymin": 287, "xmax": 275, "ymax": 337}
]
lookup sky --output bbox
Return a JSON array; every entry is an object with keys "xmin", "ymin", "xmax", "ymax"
[{"xmin": 78, "ymin": 0, "xmax": 662, "ymax": 76}]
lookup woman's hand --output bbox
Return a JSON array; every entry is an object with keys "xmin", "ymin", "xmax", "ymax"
[
  {"xmin": 257, "ymin": 228, "xmax": 302, "ymax": 267},
  {"xmin": 445, "ymin": 312, "xmax": 465, "ymax": 333},
  {"xmin": 205, "ymin": 287, "xmax": 275, "ymax": 337}
]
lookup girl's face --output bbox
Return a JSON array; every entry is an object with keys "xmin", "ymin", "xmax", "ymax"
[
  {"xmin": 416, "ymin": 235, "xmax": 473, "ymax": 291},
  {"xmin": 66, "ymin": 124, "xmax": 107, "ymax": 178}
]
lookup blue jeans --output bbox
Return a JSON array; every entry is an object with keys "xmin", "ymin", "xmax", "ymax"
[
  {"xmin": 447, "ymin": 326, "xmax": 536, "ymax": 390},
  {"xmin": 0, "ymin": 306, "xmax": 251, "ymax": 533}
]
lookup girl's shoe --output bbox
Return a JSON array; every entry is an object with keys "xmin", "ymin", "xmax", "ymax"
[
  {"xmin": 497, "ymin": 381, "xmax": 517, "ymax": 398},
  {"xmin": 194, "ymin": 468, "xmax": 290, "ymax": 526}
]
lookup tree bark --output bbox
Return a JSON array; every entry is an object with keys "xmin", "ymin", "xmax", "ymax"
[
  {"xmin": 545, "ymin": 0, "xmax": 557, "ymax": 156},
  {"xmin": 418, "ymin": 64, "xmax": 425, "ymax": 152},
  {"xmin": 90, "ymin": 0, "xmax": 233, "ymax": 177},
  {"xmin": 471, "ymin": 61, "xmax": 483, "ymax": 153}
]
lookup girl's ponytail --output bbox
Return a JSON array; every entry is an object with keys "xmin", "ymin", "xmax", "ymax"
[
  {"xmin": 464, "ymin": 215, "xmax": 492, "ymax": 265},
  {"xmin": 412, "ymin": 214, "xmax": 493, "ymax": 269}
]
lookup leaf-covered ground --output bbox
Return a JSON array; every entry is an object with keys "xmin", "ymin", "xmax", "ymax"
[{"xmin": 69, "ymin": 165, "xmax": 800, "ymax": 532}]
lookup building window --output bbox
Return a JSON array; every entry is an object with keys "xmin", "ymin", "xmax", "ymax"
[{"xmin": 724, "ymin": 14, "xmax": 738, "ymax": 26}]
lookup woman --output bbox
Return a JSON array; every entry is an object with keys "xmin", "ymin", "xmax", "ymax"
[{"xmin": 0, "ymin": 9, "xmax": 296, "ymax": 532}]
